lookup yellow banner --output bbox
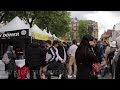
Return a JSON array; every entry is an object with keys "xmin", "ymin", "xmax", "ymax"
[{"xmin": 32, "ymin": 32, "xmax": 49, "ymax": 41}]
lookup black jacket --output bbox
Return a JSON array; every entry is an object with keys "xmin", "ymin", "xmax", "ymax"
[
  {"xmin": 7, "ymin": 51, "xmax": 16, "ymax": 71},
  {"xmin": 57, "ymin": 45, "xmax": 64, "ymax": 59},
  {"xmin": 93, "ymin": 45, "xmax": 102, "ymax": 63},
  {"xmin": 75, "ymin": 47, "xmax": 99, "ymax": 79},
  {"xmin": 25, "ymin": 43, "xmax": 42, "ymax": 67},
  {"xmin": 40, "ymin": 46, "xmax": 47, "ymax": 66}
]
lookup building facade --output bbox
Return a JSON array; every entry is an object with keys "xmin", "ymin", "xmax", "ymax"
[
  {"xmin": 101, "ymin": 29, "xmax": 113, "ymax": 43},
  {"xmin": 64, "ymin": 17, "xmax": 79, "ymax": 42},
  {"xmin": 88, "ymin": 20, "xmax": 98, "ymax": 39},
  {"xmin": 112, "ymin": 23, "xmax": 120, "ymax": 40},
  {"xmin": 64, "ymin": 19, "xmax": 98, "ymax": 43}
]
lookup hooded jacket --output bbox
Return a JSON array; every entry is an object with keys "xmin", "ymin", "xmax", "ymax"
[{"xmin": 25, "ymin": 43, "xmax": 42, "ymax": 67}]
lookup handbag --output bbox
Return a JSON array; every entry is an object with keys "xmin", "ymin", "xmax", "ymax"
[{"xmin": 92, "ymin": 62, "xmax": 101, "ymax": 73}]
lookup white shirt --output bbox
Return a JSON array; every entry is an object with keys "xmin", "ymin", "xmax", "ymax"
[{"xmin": 68, "ymin": 44, "xmax": 78, "ymax": 57}]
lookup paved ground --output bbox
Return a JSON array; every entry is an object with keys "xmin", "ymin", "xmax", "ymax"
[
  {"xmin": 99, "ymin": 74, "xmax": 112, "ymax": 79},
  {"xmin": 0, "ymin": 61, "xmax": 8, "ymax": 79},
  {"xmin": 0, "ymin": 60, "xmax": 112, "ymax": 79}
]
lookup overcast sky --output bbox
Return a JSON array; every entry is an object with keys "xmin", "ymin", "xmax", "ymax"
[{"xmin": 70, "ymin": 11, "xmax": 120, "ymax": 39}]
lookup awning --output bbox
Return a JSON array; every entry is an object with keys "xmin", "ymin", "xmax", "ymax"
[{"xmin": 32, "ymin": 32, "xmax": 49, "ymax": 41}]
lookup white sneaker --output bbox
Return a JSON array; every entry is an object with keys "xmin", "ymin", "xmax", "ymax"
[
  {"xmin": 97, "ymin": 74, "xmax": 101, "ymax": 78},
  {"xmin": 68, "ymin": 75, "xmax": 72, "ymax": 79}
]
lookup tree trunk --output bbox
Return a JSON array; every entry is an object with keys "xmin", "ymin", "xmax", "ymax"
[
  {"xmin": 0, "ymin": 11, "xmax": 9, "ymax": 23},
  {"xmin": 27, "ymin": 17, "xmax": 36, "ymax": 28}
]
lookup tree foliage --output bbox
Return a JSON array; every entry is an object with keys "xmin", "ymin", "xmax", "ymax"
[
  {"xmin": 35, "ymin": 11, "xmax": 71, "ymax": 37},
  {"xmin": 78, "ymin": 20, "xmax": 88, "ymax": 39},
  {"xmin": 0, "ymin": 11, "xmax": 71, "ymax": 37}
]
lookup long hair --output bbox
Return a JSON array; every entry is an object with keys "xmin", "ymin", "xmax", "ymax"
[{"xmin": 75, "ymin": 34, "xmax": 94, "ymax": 61}]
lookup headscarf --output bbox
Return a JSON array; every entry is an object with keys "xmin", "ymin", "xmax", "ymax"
[
  {"xmin": 116, "ymin": 36, "xmax": 120, "ymax": 49},
  {"xmin": 112, "ymin": 36, "xmax": 120, "ymax": 63}
]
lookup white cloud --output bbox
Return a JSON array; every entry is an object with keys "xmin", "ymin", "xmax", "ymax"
[{"xmin": 70, "ymin": 11, "xmax": 120, "ymax": 39}]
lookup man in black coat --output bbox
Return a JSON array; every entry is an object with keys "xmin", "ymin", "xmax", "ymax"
[
  {"xmin": 93, "ymin": 39, "xmax": 102, "ymax": 63},
  {"xmin": 25, "ymin": 43, "xmax": 43, "ymax": 79}
]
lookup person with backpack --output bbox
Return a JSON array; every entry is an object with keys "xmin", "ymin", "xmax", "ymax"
[
  {"xmin": 2, "ymin": 46, "xmax": 16, "ymax": 79},
  {"xmin": 46, "ymin": 40, "xmax": 65, "ymax": 79},
  {"xmin": 25, "ymin": 42, "xmax": 43, "ymax": 79}
]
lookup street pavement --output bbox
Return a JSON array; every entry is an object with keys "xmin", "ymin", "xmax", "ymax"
[
  {"xmin": 0, "ymin": 60, "xmax": 112, "ymax": 79},
  {"xmin": 0, "ymin": 61, "xmax": 8, "ymax": 79}
]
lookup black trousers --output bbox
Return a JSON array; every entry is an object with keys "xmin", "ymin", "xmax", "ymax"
[
  {"xmin": 8, "ymin": 71, "xmax": 16, "ymax": 79},
  {"xmin": 29, "ymin": 66, "xmax": 40, "ymax": 79},
  {"xmin": 5, "ymin": 64, "xmax": 8, "ymax": 71}
]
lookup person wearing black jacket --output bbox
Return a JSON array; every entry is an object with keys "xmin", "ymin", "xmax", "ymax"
[
  {"xmin": 75, "ymin": 34, "xmax": 99, "ymax": 79},
  {"xmin": 25, "ymin": 42, "xmax": 42, "ymax": 79},
  {"xmin": 93, "ymin": 39, "xmax": 102, "ymax": 63}
]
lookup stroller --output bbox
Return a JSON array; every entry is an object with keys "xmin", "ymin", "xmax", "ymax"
[{"xmin": 46, "ymin": 61, "xmax": 66, "ymax": 79}]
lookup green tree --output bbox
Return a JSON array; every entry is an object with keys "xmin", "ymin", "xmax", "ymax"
[
  {"xmin": 78, "ymin": 20, "xmax": 88, "ymax": 40},
  {"xmin": 0, "ymin": 11, "xmax": 71, "ymax": 37},
  {"xmin": 0, "ymin": 11, "xmax": 39, "ymax": 27},
  {"xmin": 35, "ymin": 11, "xmax": 71, "ymax": 37}
]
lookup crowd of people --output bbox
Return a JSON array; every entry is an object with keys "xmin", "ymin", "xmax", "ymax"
[{"xmin": 2, "ymin": 34, "xmax": 120, "ymax": 79}]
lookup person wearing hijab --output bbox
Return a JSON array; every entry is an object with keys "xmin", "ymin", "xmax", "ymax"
[
  {"xmin": 75, "ymin": 34, "xmax": 99, "ymax": 79},
  {"xmin": 6, "ymin": 46, "xmax": 16, "ymax": 79},
  {"xmin": 112, "ymin": 37, "xmax": 120, "ymax": 79}
]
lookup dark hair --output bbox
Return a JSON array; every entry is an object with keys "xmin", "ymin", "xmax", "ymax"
[
  {"xmin": 63, "ymin": 42, "xmax": 66, "ymax": 45},
  {"xmin": 72, "ymin": 40, "xmax": 77, "ymax": 44},
  {"xmin": 46, "ymin": 40, "xmax": 51, "ymax": 45},
  {"xmin": 80, "ymin": 34, "xmax": 94, "ymax": 48},
  {"xmin": 94, "ymin": 38, "xmax": 98, "ymax": 42},
  {"xmin": 53, "ymin": 40, "xmax": 59, "ymax": 46},
  {"xmin": 76, "ymin": 34, "xmax": 94, "ymax": 59}
]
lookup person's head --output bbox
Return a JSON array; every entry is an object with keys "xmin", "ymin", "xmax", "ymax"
[
  {"xmin": 72, "ymin": 40, "xmax": 77, "ymax": 45},
  {"xmin": 93, "ymin": 38, "xmax": 97, "ymax": 47},
  {"xmin": 40, "ymin": 41, "xmax": 46, "ymax": 48},
  {"xmin": 63, "ymin": 42, "xmax": 66, "ymax": 46},
  {"xmin": 59, "ymin": 41, "xmax": 63, "ymax": 46},
  {"xmin": 7, "ymin": 46, "xmax": 13, "ymax": 52},
  {"xmin": 53, "ymin": 40, "xmax": 59, "ymax": 48},
  {"xmin": 116, "ymin": 37, "xmax": 120, "ymax": 49},
  {"xmin": 30, "ymin": 41, "xmax": 39, "ymax": 48},
  {"xmin": 110, "ymin": 41, "xmax": 116, "ymax": 48},
  {"xmin": 46, "ymin": 40, "xmax": 51, "ymax": 47},
  {"xmin": 80, "ymin": 34, "xmax": 95, "ymax": 48}
]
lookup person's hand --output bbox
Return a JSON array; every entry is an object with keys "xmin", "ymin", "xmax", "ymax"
[
  {"xmin": 111, "ymin": 60, "xmax": 113, "ymax": 65},
  {"xmin": 61, "ymin": 60, "xmax": 65, "ymax": 63}
]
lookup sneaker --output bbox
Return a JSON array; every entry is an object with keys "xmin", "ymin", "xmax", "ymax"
[
  {"xmin": 97, "ymin": 74, "xmax": 101, "ymax": 78},
  {"xmin": 68, "ymin": 75, "xmax": 72, "ymax": 79}
]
